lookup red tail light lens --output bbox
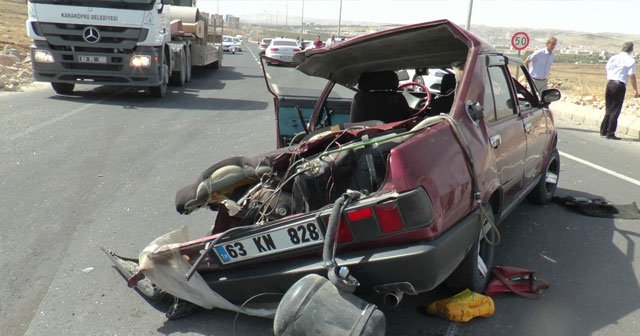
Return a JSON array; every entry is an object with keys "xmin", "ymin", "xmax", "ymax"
[
  {"xmin": 346, "ymin": 207, "xmax": 373, "ymax": 222},
  {"xmin": 270, "ymin": 47, "xmax": 279, "ymax": 51},
  {"xmin": 293, "ymin": 48, "xmax": 301, "ymax": 52},
  {"xmin": 374, "ymin": 203, "xmax": 404, "ymax": 233},
  {"xmin": 337, "ymin": 216, "xmax": 353, "ymax": 243}
]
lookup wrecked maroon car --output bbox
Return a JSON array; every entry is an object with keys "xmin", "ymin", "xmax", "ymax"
[{"xmin": 106, "ymin": 19, "xmax": 561, "ymax": 323}]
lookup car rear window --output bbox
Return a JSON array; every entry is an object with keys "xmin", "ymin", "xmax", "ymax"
[{"xmin": 273, "ymin": 40, "xmax": 298, "ymax": 47}]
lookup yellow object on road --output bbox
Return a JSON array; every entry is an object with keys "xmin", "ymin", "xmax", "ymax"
[{"xmin": 426, "ymin": 289, "xmax": 495, "ymax": 322}]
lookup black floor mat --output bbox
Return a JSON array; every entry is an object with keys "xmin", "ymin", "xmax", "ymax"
[{"xmin": 552, "ymin": 196, "xmax": 640, "ymax": 220}]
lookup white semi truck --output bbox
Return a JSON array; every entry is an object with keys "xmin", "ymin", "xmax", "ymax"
[{"xmin": 26, "ymin": 0, "xmax": 224, "ymax": 97}]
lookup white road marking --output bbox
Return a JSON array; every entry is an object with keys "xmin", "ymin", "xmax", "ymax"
[{"xmin": 560, "ymin": 151, "xmax": 640, "ymax": 187}]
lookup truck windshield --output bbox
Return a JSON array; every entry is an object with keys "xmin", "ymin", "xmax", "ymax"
[{"xmin": 29, "ymin": 0, "xmax": 156, "ymax": 11}]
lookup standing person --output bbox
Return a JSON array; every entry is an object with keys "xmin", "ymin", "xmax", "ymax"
[
  {"xmin": 312, "ymin": 35, "xmax": 323, "ymax": 48},
  {"xmin": 524, "ymin": 37, "xmax": 557, "ymax": 92},
  {"xmin": 600, "ymin": 42, "xmax": 639, "ymax": 140},
  {"xmin": 325, "ymin": 34, "xmax": 337, "ymax": 47}
]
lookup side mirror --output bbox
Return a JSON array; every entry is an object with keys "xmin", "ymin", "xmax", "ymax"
[
  {"xmin": 541, "ymin": 88, "xmax": 561, "ymax": 105},
  {"xmin": 466, "ymin": 100, "xmax": 485, "ymax": 121},
  {"xmin": 396, "ymin": 70, "xmax": 410, "ymax": 82}
]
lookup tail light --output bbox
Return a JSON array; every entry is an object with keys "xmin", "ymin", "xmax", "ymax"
[
  {"xmin": 337, "ymin": 216, "xmax": 353, "ymax": 243},
  {"xmin": 270, "ymin": 47, "xmax": 279, "ymax": 51},
  {"xmin": 293, "ymin": 48, "xmax": 301, "ymax": 52},
  {"xmin": 373, "ymin": 203, "xmax": 404, "ymax": 233}
]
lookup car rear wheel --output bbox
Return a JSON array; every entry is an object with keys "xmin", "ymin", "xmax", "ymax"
[
  {"xmin": 51, "ymin": 82, "xmax": 74, "ymax": 95},
  {"xmin": 445, "ymin": 205, "xmax": 496, "ymax": 293},
  {"xmin": 528, "ymin": 147, "xmax": 560, "ymax": 204}
]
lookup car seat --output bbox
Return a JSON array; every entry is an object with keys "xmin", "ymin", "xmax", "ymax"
[
  {"xmin": 428, "ymin": 73, "xmax": 456, "ymax": 114},
  {"xmin": 349, "ymin": 71, "xmax": 412, "ymax": 123}
]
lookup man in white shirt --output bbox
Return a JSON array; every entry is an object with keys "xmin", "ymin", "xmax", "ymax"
[
  {"xmin": 600, "ymin": 42, "xmax": 639, "ymax": 140},
  {"xmin": 524, "ymin": 37, "xmax": 557, "ymax": 92},
  {"xmin": 325, "ymin": 34, "xmax": 337, "ymax": 47}
]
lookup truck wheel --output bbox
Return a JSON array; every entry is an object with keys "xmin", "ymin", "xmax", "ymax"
[
  {"xmin": 444, "ymin": 205, "xmax": 495, "ymax": 293},
  {"xmin": 51, "ymin": 82, "xmax": 74, "ymax": 95},
  {"xmin": 169, "ymin": 49, "xmax": 186, "ymax": 86},
  {"xmin": 528, "ymin": 148, "xmax": 560, "ymax": 204},
  {"xmin": 211, "ymin": 59, "xmax": 220, "ymax": 69},
  {"xmin": 185, "ymin": 48, "xmax": 192, "ymax": 82},
  {"xmin": 149, "ymin": 53, "xmax": 168, "ymax": 98}
]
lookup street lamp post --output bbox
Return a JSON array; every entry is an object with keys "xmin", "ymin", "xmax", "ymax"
[
  {"xmin": 301, "ymin": 0, "xmax": 304, "ymax": 35},
  {"xmin": 466, "ymin": 0, "xmax": 473, "ymax": 31},
  {"xmin": 337, "ymin": 0, "xmax": 343, "ymax": 37}
]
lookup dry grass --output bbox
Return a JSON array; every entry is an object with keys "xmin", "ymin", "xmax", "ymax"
[
  {"xmin": 0, "ymin": 0, "xmax": 30, "ymax": 51},
  {"xmin": 550, "ymin": 63, "xmax": 606, "ymax": 99}
]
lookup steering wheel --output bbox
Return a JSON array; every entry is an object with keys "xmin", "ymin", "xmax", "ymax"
[{"xmin": 398, "ymin": 81, "xmax": 432, "ymax": 114}]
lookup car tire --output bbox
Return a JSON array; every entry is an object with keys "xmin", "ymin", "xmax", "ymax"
[
  {"xmin": 149, "ymin": 52, "xmax": 168, "ymax": 98},
  {"xmin": 444, "ymin": 205, "xmax": 496, "ymax": 293},
  {"xmin": 51, "ymin": 82, "xmax": 74, "ymax": 95},
  {"xmin": 413, "ymin": 76, "xmax": 425, "ymax": 92},
  {"xmin": 527, "ymin": 147, "xmax": 560, "ymax": 204}
]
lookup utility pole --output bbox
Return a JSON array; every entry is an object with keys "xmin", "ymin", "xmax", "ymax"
[
  {"xmin": 466, "ymin": 0, "xmax": 473, "ymax": 31},
  {"xmin": 301, "ymin": 0, "xmax": 305, "ymax": 35},
  {"xmin": 337, "ymin": 0, "xmax": 343, "ymax": 37}
]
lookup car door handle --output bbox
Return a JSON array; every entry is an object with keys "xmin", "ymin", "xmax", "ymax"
[
  {"xmin": 489, "ymin": 134, "xmax": 501, "ymax": 148},
  {"xmin": 524, "ymin": 121, "xmax": 532, "ymax": 133}
]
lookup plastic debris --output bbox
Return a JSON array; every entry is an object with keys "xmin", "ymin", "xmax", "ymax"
[{"xmin": 426, "ymin": 289, "xmax": 494, "ymax": 322}]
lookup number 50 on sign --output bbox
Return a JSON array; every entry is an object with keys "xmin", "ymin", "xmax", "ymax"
[{"xmin": 511, "ymin": 32, "xmax": 530, "ymax": 51}]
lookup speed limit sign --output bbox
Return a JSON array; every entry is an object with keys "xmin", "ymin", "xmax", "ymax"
[{"xmin": 511, "ymin": 32, "xmax": 530, "ymax": 51}]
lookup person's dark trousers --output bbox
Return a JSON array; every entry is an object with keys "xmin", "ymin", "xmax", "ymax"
[{"xmin": 600, "ymin": 80, "xmax": 626, "ymax": 136}]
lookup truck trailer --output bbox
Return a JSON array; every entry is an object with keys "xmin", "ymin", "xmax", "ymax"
[{"xmin": 26, "ymin": 0, "xmax": 224, "ymax": 97}]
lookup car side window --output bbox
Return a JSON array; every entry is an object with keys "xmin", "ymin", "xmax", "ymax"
[
  {"xmin": 487, "ymin": 66, "xmax": 516, "ymax": 121},
  {"xmin": 507, "ymin": 63, "xmax": 539, "ymax": 110}
]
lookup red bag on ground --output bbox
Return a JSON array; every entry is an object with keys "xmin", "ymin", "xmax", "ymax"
[{"xmin": 484, "ymin": 266, "xmax": 549, "ymax": 299}]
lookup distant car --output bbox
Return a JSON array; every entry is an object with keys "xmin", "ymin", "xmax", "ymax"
[
  {"xmin": 400, "ymin": 68, "xmax": 453, "ymax": 94},
  {"xmin": 264, "ymin": 38, "xmax": 301, "ymax": 65},
  {"xmin": 233, "ymin": 37, "xmax": 243, "ymax": 52},
  {"xmin": 258, "ymin": 38, "xmax": 273, "ymax": 55},
  {"xmin": 222, "ymin": 35, "xmax": 236, "ymax": 54}
]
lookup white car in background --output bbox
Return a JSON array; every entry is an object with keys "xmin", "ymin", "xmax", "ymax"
[
  {"xmin": 399, "ymin": 68, "xmax": 454, "ymax": 94},
  {"xmin": 222, "ymin": 35, "xmax": 236, "ymax": 54},
  {"xmin": 264, "ymin": 38, "xmax": 301, "ymax": 65},
  {"xmin": 233, "ymin": 37, "xmax": 243, "ymax": 52}
]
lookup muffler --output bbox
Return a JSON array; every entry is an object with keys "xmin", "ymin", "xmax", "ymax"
[{"xmin": 383, "ymin": 291, "xmax": 404, "ymax": 307}]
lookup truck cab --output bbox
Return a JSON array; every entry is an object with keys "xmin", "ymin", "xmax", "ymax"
[{"xmin": 26, "ymin": 0, "xmax": 222, "ymax": 97}]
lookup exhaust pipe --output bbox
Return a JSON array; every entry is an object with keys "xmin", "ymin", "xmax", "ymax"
[{"xmin": 383, "ymin": 291, "xmax": 404, "ymax": 307}]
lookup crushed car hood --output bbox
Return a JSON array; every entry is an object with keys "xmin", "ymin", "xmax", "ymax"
[{"xmin": 293, "ymin": 19, "xmax": 496, "ymax": 87}]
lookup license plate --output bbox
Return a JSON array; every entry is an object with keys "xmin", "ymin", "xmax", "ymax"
[
  {"xmin": 78, "ymin": 55, "xmax": 107, "ymax": 64},
  {"xmin": 214, "ymin": 220, "xmax": 324, "ymax": 265}
]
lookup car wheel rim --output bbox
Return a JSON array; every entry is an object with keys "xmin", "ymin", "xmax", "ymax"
[{"xmin": 544, "ymin": 156, "xmax": 559, "ymax": 197}]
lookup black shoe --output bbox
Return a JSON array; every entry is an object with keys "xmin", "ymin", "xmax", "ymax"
[
  {"xmin": 606, "ymin": 134, "xmax": 622, "ymax": 140},
  {"xmin": 600, "ymin": 132, "xmax": 607, "ymax": 137}
]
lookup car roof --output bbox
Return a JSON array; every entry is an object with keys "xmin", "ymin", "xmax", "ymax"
[{"xmin": 293, "ymin": 19, "xmax": 496, "ymax": 87}]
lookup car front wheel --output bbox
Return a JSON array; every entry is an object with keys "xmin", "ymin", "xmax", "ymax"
[
  {"xmin": 445, "ymin": 205, "xmax": 496, "ymax": 293},
  {"xmin": 528, "ymin": 147, "xmax": 560, "ymax": 204}
]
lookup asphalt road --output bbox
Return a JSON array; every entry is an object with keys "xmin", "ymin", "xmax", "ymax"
[{"xmin": 1, "ymin": 42, "xmax": 639, "ymax": 336}]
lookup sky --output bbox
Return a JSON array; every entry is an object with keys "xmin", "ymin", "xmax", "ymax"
[{"xmin": 197, "ymin": 0, "xmax": 640, "ymax": 35}]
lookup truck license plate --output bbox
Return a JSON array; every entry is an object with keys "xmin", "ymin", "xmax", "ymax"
[
  {"xmin": 78, "ymin": 55, "xmax": 107, "ymax": 64},
  {"xmin": 214, "ymin": 220, "xmax": 324, "ymax": 265}
]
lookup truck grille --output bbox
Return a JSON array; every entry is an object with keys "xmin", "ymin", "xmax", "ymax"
[{"xmin": 38, "ymin": 22, "xmax": 146, "ymax": 51}]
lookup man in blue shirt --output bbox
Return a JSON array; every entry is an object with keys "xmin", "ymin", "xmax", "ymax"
[
  {"xmin": 524, "ymin": 37, "xmax": 557, "ymax": 92},
  {"xmin": 600, "ymin": 42, "xmax": 639, "ymax": 140}
]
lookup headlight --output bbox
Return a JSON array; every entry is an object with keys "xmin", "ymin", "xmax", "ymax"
[
  {"xmin": 33, "ymin": 49, "xmax": 54, "ymax": 63},
  {"xmin": 130, "ymin": 55, "xmax": 151, "ymax": 67}
]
